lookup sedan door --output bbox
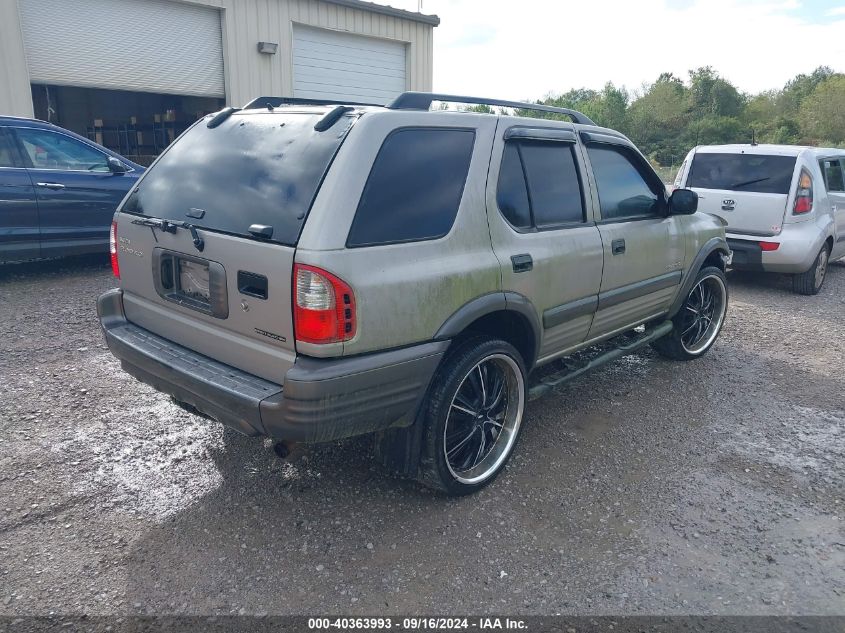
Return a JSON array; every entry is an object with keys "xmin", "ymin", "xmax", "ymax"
[
  {"xmin": 12, "ymin": 126, "xmax": 135, "ymax": 258},
  {"xmin": 0, "ymin": 127, "xmax": 39, "ymax": 263}
]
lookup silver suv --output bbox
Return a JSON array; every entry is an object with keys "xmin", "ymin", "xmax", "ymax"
[{"xmin": 98, "ymin": 93, "xmax": 730, "ymax": 495}]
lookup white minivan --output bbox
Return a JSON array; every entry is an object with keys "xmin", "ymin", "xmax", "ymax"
[{"xmin": 675, "ymin": 144, "xmax": 845, "ymax": 294}]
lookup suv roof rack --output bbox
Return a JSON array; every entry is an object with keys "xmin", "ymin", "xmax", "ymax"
[
  {"xmin": 386, "ymin": 92, "xmax": 597, "ymax": 126},
  {"xmin": 243, "ymin": 96, "xmax": 383, "ymax": 110}
]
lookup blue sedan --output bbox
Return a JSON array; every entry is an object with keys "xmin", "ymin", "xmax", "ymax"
[{"xmin": 0, "ymin": 116, "xmax": 144, "ymax": 263}]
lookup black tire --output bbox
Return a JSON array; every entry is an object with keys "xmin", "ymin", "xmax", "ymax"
[
  {"xmin": 792, "ymin": 244, "xmax": 829, "ymax": 296},
  {"xmin": 652, "ymin": 266, "xmax": 728, "ymax": 361},
  {"xmin": 416, "ymin": 337, "xmax": 527, "ymax": 496}
]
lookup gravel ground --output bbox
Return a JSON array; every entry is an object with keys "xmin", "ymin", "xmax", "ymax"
[{"xmin": 0, "ymin": 255, "xmax": 843, "ymax": 616}]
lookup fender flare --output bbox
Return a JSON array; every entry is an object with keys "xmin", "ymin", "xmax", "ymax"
[
  {"xmin": 668, "ymin": 237, "xmax": 731, "ymax": 318},
  {"xmin": 434, "ymin": 291, "xmax": 542, "ymax": 369}
]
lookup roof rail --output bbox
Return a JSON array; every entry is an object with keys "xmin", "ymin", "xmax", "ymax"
[
  {"xmin": 386, "ymin": 92, "xmax": 597, "ymax": 126},
  {"xmin": 243, "ymin": 96, "xmax": 383, "ymax": 110}
]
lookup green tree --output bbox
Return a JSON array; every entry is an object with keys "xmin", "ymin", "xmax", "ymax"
[
  {"xmin": 685, "ymin": 115, "xmax": 745, "ymax": 146},
  {"xmin": 627, "ymin": 73, "xmax": 689, "ymax": 166},
  {"xmin": 466, "ymin": 104, "xmax": 494, "ymax": 114},
  {"xmin": 589, "ymin": 83, "xmax": 629, "ymax": 133},
  {"xmin": 688, "ymin": 66, "xmax": 745, "ymax": 118},
  {"xmin": 779, "ymin": 66, "xmax": 835, "ymax": 114},
  {"xmin": 516, "ymin": 83, "xmax": 628, "ymax": 131},
  {"xmin": 505, "ymin": 66, "xmax": 845, "ymax": 179},
  {"xmin": 800, "ymin": 75, "xmax": 845, "ymax": 144}
]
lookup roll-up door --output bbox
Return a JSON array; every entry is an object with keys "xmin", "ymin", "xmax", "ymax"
[
  {"xmin": 293, "ymin": 24, "xmax": 406, "ymax": 104},
  {"xmin": 18, "ymin": 0, "xmax": 224, "ymax": 97}
]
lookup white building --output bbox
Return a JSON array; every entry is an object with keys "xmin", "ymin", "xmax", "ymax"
[{"xmin": 0, "ymin": 0, "xmax": 437, "ymax": 156}]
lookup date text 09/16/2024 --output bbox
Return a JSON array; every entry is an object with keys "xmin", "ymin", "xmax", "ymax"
[{"xmin": 307, "ymin": 617, "xmax": 528, "ymax": 630}]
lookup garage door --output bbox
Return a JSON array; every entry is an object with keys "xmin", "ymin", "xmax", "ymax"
[
  {"xmin": 293, "ymin": 25, "xmax": 406, "ymax": 104},
  {"xmin": 18, "ymin": 0, "xmax": 224, "ymax": 97}
]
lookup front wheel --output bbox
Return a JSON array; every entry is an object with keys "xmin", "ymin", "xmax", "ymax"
[
  {"xmin": 652, "ymin": 266, "xmax": 728, "ymax": 361},
  {"xmin": 416, "ymin": 337, "xmax": 527, "ymax": 496}
]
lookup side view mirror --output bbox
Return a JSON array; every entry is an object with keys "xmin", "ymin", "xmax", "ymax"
[
  {"xmin": 107, "ymin": 156, "xmax": 128, "ymax": 174},
  {"xmin": 669, "ymin": 188, "xmax": 698, "ymax": 215}
]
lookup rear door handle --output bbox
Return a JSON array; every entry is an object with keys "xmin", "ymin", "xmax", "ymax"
[
  {"xmin": 36, "ymin": 182, "xmax": 65, "ymax": 190},
  {"xmin": 511, "ymin": 253, "xmax": 533, "ymax": 273},
  {"xmin": 611, "ymin": 238, "xmax": 626, "ymax": 255}
]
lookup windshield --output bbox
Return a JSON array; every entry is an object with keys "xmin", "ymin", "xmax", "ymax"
[
  {"xmin": 687, "ymin": 153, "xmax": 796, "ymax": 194},
  {"xmin": 120, "ymin": 111, "xmax": 355, "ymax": 246}
]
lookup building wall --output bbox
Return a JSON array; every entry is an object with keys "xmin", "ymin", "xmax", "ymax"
[
  {"xmin": 0, "ymin": 0, "xmax": 34, "ymax": 117},
  {"xmin": 212, "ymin": 0, "xmax": 434, "ymax": 106},
  {"xmin": 0, "ymin": 0, "xmax": 434, "ymax": 118}
]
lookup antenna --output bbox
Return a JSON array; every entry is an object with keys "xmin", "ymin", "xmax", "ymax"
[{"xmin": 751, "ymin": 128, "xmax": 758, "ymax": 146}]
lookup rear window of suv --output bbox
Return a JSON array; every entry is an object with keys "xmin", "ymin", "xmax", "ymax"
[
  {"xmin": 121, "ymin": 111, "xmax": 354, "ymax": 246},
  {"xmin": 687, "ymin": 153, "xmax": 797, "ymax": 194}
]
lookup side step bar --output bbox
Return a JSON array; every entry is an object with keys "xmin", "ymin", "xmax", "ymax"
[{"xmin": 527, "ymin": 320, "xmax": 674, "ymax": 401}]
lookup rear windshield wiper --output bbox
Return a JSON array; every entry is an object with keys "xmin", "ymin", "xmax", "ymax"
[
  {"xmin": 729, "ymin": 176, "xmax": 770, "ymax": 189},
  {"xmin": 130, "ymin": 217, "xmax": 205, "ymax": 252}
]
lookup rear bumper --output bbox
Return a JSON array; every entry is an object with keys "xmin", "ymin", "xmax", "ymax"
[
  {"xmin": 725, "ymin": 238, "xmax": 764, "ymax": 271},
  {"xmin": 97, "ymin": 288, "xmax": 447, "ymax": 442},
  {"xmin": 727, "ymin": 222, "xmax": 827, "ymax": 274}
]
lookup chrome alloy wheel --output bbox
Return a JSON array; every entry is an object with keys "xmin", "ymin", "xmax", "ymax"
[
  {"xmin": 814, "ymin": 250, "xmax": 828, "ymax": 290},
  {"xmin": 680, "ymin": 273, "xmax": 728, "ymax": 355},
  {"xmin": 443, "ymin": 354, "xmax": 525, "ymax": 485}
]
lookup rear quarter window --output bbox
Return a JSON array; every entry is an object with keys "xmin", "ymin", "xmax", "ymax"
[
  {"xmin": 687, "ymin": 153, "xmax": 797, "ymax": 194},
  {"xmin": 346, "ymin": 128, "xmax": 475, "ymax": 248},
  {"xmin": 820, "ymin": 159, "xmax": 845, "ymax": 192}
]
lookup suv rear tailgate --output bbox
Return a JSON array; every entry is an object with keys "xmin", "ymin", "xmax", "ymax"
[
  {"xmin": 117, "ymin": 220, "xmax": 296, "ymax": 383},
  {"xmin": 686, "ymin": 151, "xmax": 797, "ymax": 236},
  {"xmin": 113, "ymin": 108, "xmax": 356, "ymax": 383}
]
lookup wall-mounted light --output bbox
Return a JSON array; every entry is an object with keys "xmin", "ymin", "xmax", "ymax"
[{"xmin": 257, "ymin": 41, "xmax": 279, "ymax": 55}]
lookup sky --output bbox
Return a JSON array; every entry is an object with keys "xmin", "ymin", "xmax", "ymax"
[{"xmin": 376, "ymin": 0, "xmax": 845, "ymax": 100}]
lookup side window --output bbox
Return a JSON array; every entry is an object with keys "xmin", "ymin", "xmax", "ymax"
[
  {"xmin": 587, "ymin": 144, "xmax": 663, "ymax": 221},
  {"xmin": 820, "ymin": 159, "xmax": 845, "ymax": 192},
  {"xmin": 15, "ymin": 127, "xmax": 110, "ymax": 172},
  {"xmin": 0, "ymin": 129, "xmax": 19, "ymax": 168},
  {"xmin": 496, "ymin": 143, "xmax": 531, "ymax": 229},
  {"xmin": 346, "ymin": 128, "xmax": 475, "ymax": 247},
  {"xmin": 496, "ymin": 140, "xmax": 585, "ymax": 230}
]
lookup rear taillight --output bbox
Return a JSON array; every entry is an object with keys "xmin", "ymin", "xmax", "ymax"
[
  {"xmin": 109, "ymin": 220, "xmax": 120, "ymax": 278},
  {"xmin": 759, "ymin": 241, "xmax": 780, "ymax": 251},
  {"xmin": 793, "ymin": 169, "xmax": 813, "ymax": 215},
  {"xmin": 293, "ymin": 264, "xmax": 356, "ymax": 344}
]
